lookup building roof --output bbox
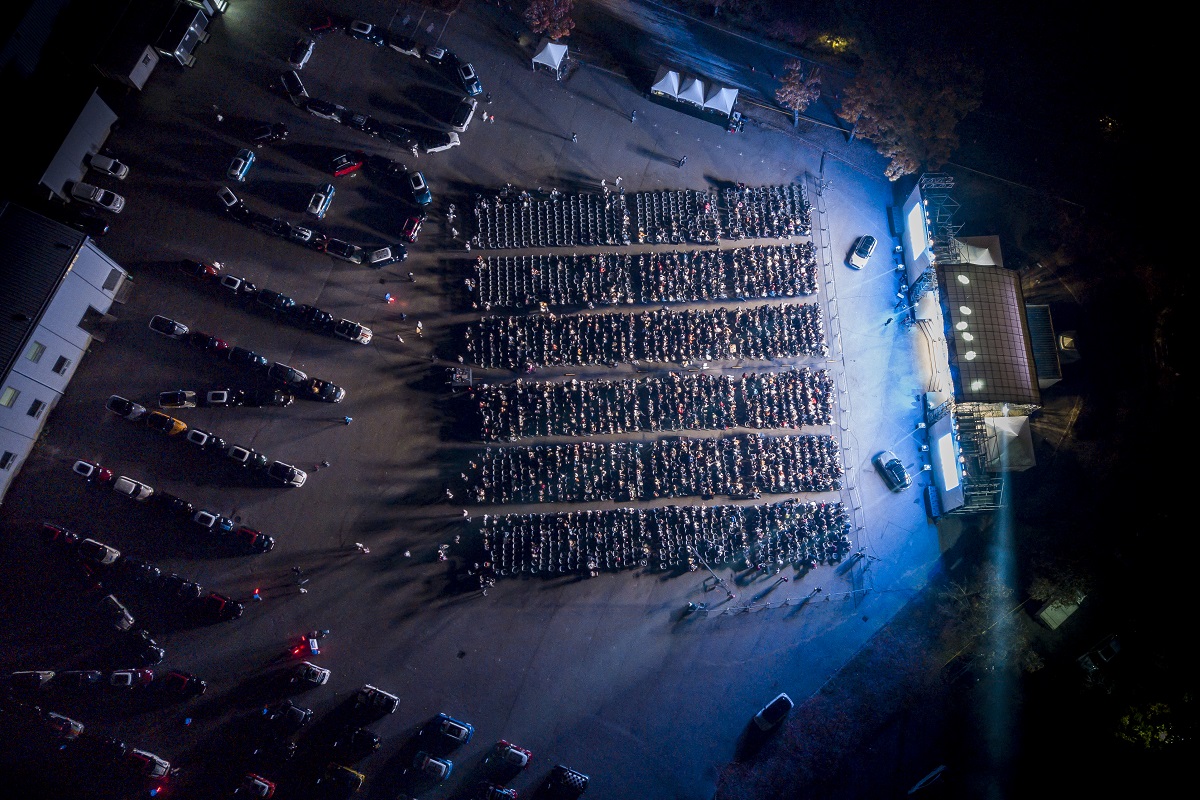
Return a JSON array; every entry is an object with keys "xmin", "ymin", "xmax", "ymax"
[
  {"xmin": 1023, "ymin": 304, "xmax": 1062, "ymax": 384},
  {"xmin": 937, "ymin": 260, "xmax": 1041, "ymax": 406},
  {"xmin": 0, "ymin": 202, "xmax": 85, "ymax": 378}
]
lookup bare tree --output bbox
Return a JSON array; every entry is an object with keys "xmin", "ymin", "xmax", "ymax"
[
  {"xmin": 524, "ymin": 0, "xmax": 576, "ymax": 40},
  {"xmin": 775, "ymin": 60, "xmax": 821, "ymax": 126},
  {"xmin": 838, "ymin": 49, "xmax": 982, "ymax": 180}
]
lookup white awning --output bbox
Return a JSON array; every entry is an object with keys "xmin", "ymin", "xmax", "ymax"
[
  {"xmin": 677, "ymin": 75, "xmax": 706, "ymax": 105},
  {"xmin": 983, "ymin": 415, "xmax": 1036, "ymax": 472},
  {"xmin": 532, "ymin": 39, "xmax": 568, "ymax": 71},
  {"xmin": 651, "ymin": 66, "xmax": 680, "ymax": 97},
  {"xmin": 703, "ymin": 85, "xmax": 738, "ymax": 115}
]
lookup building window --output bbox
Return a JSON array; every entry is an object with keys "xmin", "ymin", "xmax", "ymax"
[
  {"xmin": 53, "ymin": 356, "xmax": 72, "ymax": 375},
  {"xmin": 102, "ymin": 268, "xmax": 122, "ymax": 291},
  {"xmin": 28, "ymin": 399, "xmax": 46, "ymax": 418},
  {"xmin": 0, "ymin": 452, "xmax": 15, "ymax": 470},
  {"xmin": 25, "ymin": 341, "xmax": 46, "ymax": 363},
  {"xmin": 0, "ymin": 387, "xmax": 18, "ymax": 408}
]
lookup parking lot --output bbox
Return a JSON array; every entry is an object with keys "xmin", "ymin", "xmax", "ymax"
[{"xmin": 1, "ymin": 2, "xmax": 940, "ymax": 799}]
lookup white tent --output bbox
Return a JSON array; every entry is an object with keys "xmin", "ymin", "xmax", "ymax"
[
  {"xmin": 677, "ymin": 75, "xmax": 706, "ymax": 106},
  {"xmin": 983, "ymin": 415, "xmax": 1036, "ymax": 472},
  {"xmin": 532, "ymin": 39, "xmax": 568, "ymax": 75},
  {"xmin": 703, "ymin": 85, "xmax": 739, "ymax": 116},
  {"xmin": 651, "ymin": 66, "xmax": 681, "ymax": 98}
]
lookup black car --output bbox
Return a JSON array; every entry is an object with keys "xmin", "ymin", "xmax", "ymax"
[
  {"xmin": 54, "ymin": 670, "xmax": 105, "ymax": 690},
  {"xmin": 304, "ymin": 378, "xmax": 345, "ymax": 403},
  {"xmin": 873, "ymin": 450, "xmax": 911, "ymax": 491},
  {"xmin": 116, "ymin": 557, "xmax": 162, "ymax": 585},
  {"xmin": 377, "ymin": 122, "xmax": 418, "ymax": 149},
  {"xmin": 228, "ymin": 346, "xmax": 270, "ymax": 370},
  {"xmin": 268, "ymin": 363, "xmax": 308, "ymax": 386},
  {"xmin": 264, "ymin": 700, "xmax": 313, "ymax": 735},
  {"xmin": 292, "ymin": 304, "xmax": 335, "ymax": 330},
  {"xmin": 541, "ymin": 765, "xmax": 590, "ymax": 799},
  {"xmin": 196, "ymin": 592, "xmax": 244, "ymax": 621},
  {"xmin": 323, "ymin": 238, "xmax": 364, "ymax": 264},
  {"xmin": 202, "ymin": 388, "xmax": 248, "ymax": 407},
  {"xmin": 305, "ymin": 98, "xmax": 345, "ymax": 122},
  {"xmin": 152, "ymin": 491, "xmax": 196, "ymax": 518},
  {"xmin": 159, "ymin": 573, "xmax": 204, "ymax": 600},
  {"xmin": 43, "ymin": 203, "xmax": 110, "ymax": 237},
  {"xmin": 251, "ymin": 122, "xmax": 289, "ymax": 145},
  {"xmin": 246, "ymin": 388, "xmax": 295, "ymax": 408},
  {"xmin": 41, "ymin": 522, "xmax": 80, "ymax": 548},
  {"xmin": 330, "ymin": 726, "xmax": 381, "ymax": 757},
  {"xmin": 122, "ymin": 629, "xmax": 165, "ymax": 666},
  {"xmin": 255, "ymin": 289, "xmax": 297, "ymax": 314}
]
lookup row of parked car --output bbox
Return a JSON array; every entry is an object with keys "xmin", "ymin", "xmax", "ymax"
[{"xmin": 6, "ymin": 666, "xmax": 206, "ymax": 696}]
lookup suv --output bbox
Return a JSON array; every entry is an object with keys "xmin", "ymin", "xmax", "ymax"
[
  {"xmin": 847, "ymin": 234, "xmax": 877, "ymax": 269},
  {"xmin": 333, "ymin": 319, "xmax": 372, "ymax": 344},
  {"xmin": 422, "ymin": 131, "xmax": 460, "ymax": 154},
  {"xmin": 872, "ymin": 450, "xmax": 911, "ymax": 491},
  {"xmin": 364, "ymin": 244, "xmax": 406, "ymax": 268},
  {"xmin": 752, "ymin": 692, "xmax": 794, "ymax": 730},
  {"xmin": 451, "ymin": 97, "xmax": 477, "ymax": 132},
  {"xmin": 354, "ymin": 684, "xmax": 399, "ymax": 715}
]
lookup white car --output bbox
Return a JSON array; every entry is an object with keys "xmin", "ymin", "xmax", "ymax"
[
  {"xmin": 333, "ymin": 319, "xmax": 372, "ymax": 344},
  {"xmin": 847, "ymin": 234, "xmax": 877, "ymax": 269},
  {"xmin": 293, "ymin": 661, "xmax": 331, "ymax": 686},
  {"xmin": 422, "ymin": 132, "xmax": 460, "ymax": 154},
  {"xmin": 70, "ymin": 182, "xmax": 125, "ymax": 213},
  {"xmin": 112, "ymin": 476, "xmax": 154, "ymax": 501},
  {"xmin": 88, "ymin": 154, "xmax": 129, "ymax": 179}
]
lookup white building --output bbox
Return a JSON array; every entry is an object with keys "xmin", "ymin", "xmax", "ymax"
[{"xmin": 0, "ymin": 203, "xmax": 131, "ymax": 505}]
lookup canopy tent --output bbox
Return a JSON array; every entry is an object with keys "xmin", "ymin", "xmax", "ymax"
[
  {"xmin": 651, "ymin": 66, "xmax": 681, "ymax": 98},
  {"xmin": 677, "ymin": 75, "xmax": 706, "ymax": 106},
  {"xmin": 983, "ymin": 415, "xmax": 1036, "ymax": 472},
  {"xmin": 703, "ymin": 85, "xmax": 739, "ymax": 116},
  {"xmin": 532, "ymin": 39, "xmax": 568, "ymax": 76}
]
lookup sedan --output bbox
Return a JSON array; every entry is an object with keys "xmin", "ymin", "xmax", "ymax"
[
  {"xmin": 158, "ymin": 390, "xmax": 197, "ymax": 409},
  {"xmin": 331, "ymin": 152, "xmax": 364, "ymax": 177},
  {"xmin": 145, "ymin": 411, "xmax": 187, "ymax": 435},
  {"xmin": 246, "ymin": 388, "xmax": 295, "ymax": 408},
  {"xmin": 106, "ymin": 394, "xmax": 148, "ymax": 420},
  {"xmin": 72, "ymin": 459, "xmax": 114, "ymax": 483},
  {"xmin": 268, "ymin": 363, "xmax": 308, "ymax": 386},
  {"xmin": 847, "ymin": 234, "xmax": 877, "ymax": 269},
  {"xmin": 289, "ymin": 36, "xmax": 315, "ymax": 69},
  {"xmin": 70, "ymin": 181, "xmax": 125, "ymax": 213},
  {"xmin": 79, "ymin": 537, "xmax": 121, "ymax": 565},
  {"xmin": 116, "ymin": 557, "xmax": 162, "ymax": 585},
  {"xmin": 160, "ymin": 670, "xmax": 208, "ymax": 697},
  {"xmin": 250, "ymin": 122, "xmax": 288, "ymax": 145},
  {"xmin": 148, "ymin": 315, "xmax": 189, "ymax": 339},
  {"xmin": 41, "ymin": 522, "xmax": 80, "ymax": 548},
  {"xmin": 226, "ymin": 445, "xmax": 269, "ymax": 470},
  {"xmin": 109, "ymin": 668, "xmax": 155, "ymax": 689},
  {"xmin": 752, "ymin": 691, "xmax": 794, "ymax": 730},
  {"xmin": 365, "ymin": 244, "xmax": 406, "ymax": 268},
  {"xmin": 216, "ymin": 273, "xmax": 258, "ymax": 295},
  {"xmin": 401, "ymin": 212, "xmax": 426, "ymax": 242},
  {"xmin": 112, "ymin": 476, "xmax": 154, "ymax": 500},
  {"xmin": 289, "ymin": 223, "xmax": 320, "ymax": 246},
  {"xmin": 187, "ymin": 331, "xmax": 232, "ymax": 355},
  {"xmin": 292, "ymin": 304, "xmax": 334, "ymax": 330},
  {"xmin": 184, "ymin": 429, "xmax": 226, "ymax": 453},
  {"xmin": 123, "ymin": 629, "xmax": 165, "ymax": 666},
  {"xmin": 347, "ymin": 20, "xmax": 383, "ymax": 44},
  {"xmin": 307, "ymin": 182, "xmax": 335, "ymax": 218},
  {"xmin": 423, "ymin": 713, "xmax": 474, "ymax": 748},
  {"xmin": 305, "ymin": 99, "xmax": 345, "ymax": 122},
  {"xmin": 408, "ymin": 172, "xmax": 432, "ymax": 205},
  {"xmin": 202, "ymin": 389, "xmax": 247, "ymax": 407},
  {"xmin": 218, "ymin": 185, "xmax": 243, "ymax": 210},
  {"xmin": 192, "ymin": 509, "xmax": 235, "ymax": 532},
  {"xmin": 457, "ymin": 62, "xmax": 483, "ymax": 96},
  {"xmin": 323, "ymin": 237, "xmax": 363, "ymax": 264},
  {"xmin": 228, "ymin": 346, "xmax": 270, "ymax": 370},
  {"xmin": 304, "ymin": 378, "xmax": 345, "ymax": 403},
  {"xmin": 333, "ymin": 319, "xmax": 372, "ymax": 344},
  {"xmin": 413, "ymin": 752, "xmax": 453, "ymax": 782},
  {"xmin": 89, "ymin": 153, "xmax": 130, "ymax": 179},
  {"xmin": 54, "ymin": 670, "xmax": 105, "ymax": 690},
  {"xmin": 159, "ymin": 573, "xmax": 204, "ymax": 600},
  {"xmin": 265, "ymin": 461, "xmax": 307, "ymax": 487},
  {"xmin": 179, "ymin": 259, "xmax": 222, "ymax": 279},
  {"xmin": 233, "ymin": 526, "xmax": 275, "ymax": 553},
  {"xmin": 292, "ymin": 661, "xmax": 330, "ymax": 686},
  {"xmin": 872, "ymin": 450, "xmax": 911, "ymax": 491},
  {"xmin": 344, "ymin": 113, "xmax": 381, "ymax": 136},
  {"xmin": 152, "ymin": 491, "xmax": 196, "ymax": 518},
  {"xmin": 228, "ymin": 148, "xmax": 256, "ymax": 182},
  {"xmin": 255, "ymin": 289, "xmax": 297, "ymax": 314}
]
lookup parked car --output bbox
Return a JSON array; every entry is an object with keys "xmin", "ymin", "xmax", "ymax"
[
  {"xmin": 218, "ymin": 185, "xmax": 243, "ymax": 210},
  {"xmin": 78, "ymin": 537, "xmax": 121, "ymax": 565},
  {"xmin": 192, "ymin": 509, "xmax": 235, "ymax": 532},
  {"xmin": 333, "ymin": 319, "xmax": 372, "ymax": 344},
  {"xmin": 413, "ymin": 751, "xmax": 453, "ymax": 781},
  {"xmin": 54, "ymin": 670, "xmax": 105, "ymax": 690},
  {"xmin": 228, "ymin": 148, "xmax": 256, "ymax": 182},
  {"xmin": 331, "ymin": 726, "xmax": 380, "ymax": 755},
  {"xmin": 450, "ymin": 97, "xmax": 477, "ymax": 132},
  {"xmin": 423, "ymin": 713, "xmax": 474, "ymax": 748},
  {"xmin": 752, "ymin": 692, "xmax": 794, "ymax": 730},
  {"xmin": 289, "ymin": 36, "xmax": 315, "ymax": 69},
  {"xmin": 347, "ymin": 20, "xmax": 383, "ymax": 44},
  {"xmin": 331, "ymin": 152, "xmax": 365, "ymax": 177},
  {"xmin": 366, "ymin": 244, "xmax": 407, "ymax": 268},
  {"xmin": 73, "ymin": 459, "xmax": 114, "ymax": 483},
  {"xmin": 292, "ymin": 661, "xmax": 330, "ymax": 686},
  {"xmin": 378, "ymin": 122, "xmax": 419, "ymax": 150},
  {"xmin": 293, "ymin": 304, "xmax": 334, "ymax": 329},
  {"xmin": 70, "ymin": 182, "xmax": 125, "ymax": 213},
  {"xmin": 246, "ymin": 388, "xmax": 295, "ymax": 408},
  {"xmin": 216, "ymin": 273, "xmax": 258, "ymax": 295},
  {"xmin": 233, "ymin": 526, "xmax": 275, "ymax": 553},
  {"xmin": 304, "ymin": 378, "xmax": 345, "ymax": 403},
  {"xmin": 187, "ymin": 331, "xmax": 232, "ymax": 356},
  {"xmin": 280, "ymin": 70, "xmax": 309, "ymax": 104},
  {"xmin": 323, "ymin": 238, "xmax": 363, "ymax": 264},
  {"xmin": 264, "ymin": 700, "xmax": 313, "ymax": 734},
  {"xmin": 847, "ymin": 234, "xmax": 877, "ymax": 269},
  {"xmin": 289, "ymin": 223, "xmax": 320, "ymax": 246},
  {"xmin": 237, "ymin": 773, "xmax": 276, "ymax": 798},
  {"xmin": 112, "ymin": 476, "xmax": 154, "ymax": 500},
  {"xmin": 401, "ymin": 212, "xmax": 426, "ymax": 242},
  {"xmin": 229, "ymin": 346, "xmax": 270, "ymax": 370},
  {"xmin": 43, "ymin": 202, "xmax": 110, "ymax": 237},
  {"xmin": 319, "ymin": 763, "xmax": 366, "ymax": 792},
  {"xmin": 251, "ymin": 122, "xmax": 289, "ymax": 145},
  {"xmin": 158, "ymin": 390, "xmax": 197, "ymax": 409},
  {"xmin": 268, "ymin": 363, "xmax": 308, "ymax": 386},
  {"xmin": 5, "ymin": 670, "xmax": 55, "ymax": 691},
  {"xmin": 41, "ymin": 522, "xmax": 80, "ymax": 548},
  {"xmin": 202, "ymin": 389, "xmax": 247, "ymax": 407},
  {"xmin": 265, "ymin": 461, "xmax": 307, "ymax": 487},
  {"xmin": 226, "ymin": 445, "xmax": 269, "ymax": 470},
  {"xmin": 307, "ymin": 183, "xmax": 335, "ymax": 219},
  {"xmin": 159, "ymin": 573, "xmax": 203, "ymax": 600},
  {"xmin": 353, "ymin": 684, "xmax": 399, "ymax": 717},
  {"xmin": 476, "ymin": 783, "xmax": 518, "ymax": 800},
  {"xmin": 184, "ymin": 429, "xmax": 226, "ymax": 453},
  {"xmin": 387, "ymin": 34, "xmax": 423, "ymax": 57},
  {"xmin": 1078, "ymin": 634, "xmax": 1121, "ymax": 675},
  {"xmin": 116, "ymin": 557, "xmax": 162, "ymax": 585},
  {"xmin": 160, "ymin": 670, "xmax": 208, "ymax": 696},
  {"xmin": 106, "ymin": 394, "xmax": 148, "ymax": 420},
  {"xmin": 345, "ymin": 113, "xmax": 381, "ymax": 136},
  {"xmin": 457, "ymin": 62, "xmax": 483, "ymax": 96},
  {"xmin": 408, "ymin": 172, "xmax": 432, "ymax": 205},
  {"xmin": 148, "ymin": 315, "xmax": 189, "ymax": 339},
  {"xmin": 421, "ymin": 131, "xmax": 460, "ymax": 154},
  {"xmin": 152, "ymin": 491, "xmax": 196, "ymax": 518},
  {"xmin": 424, "ymin": 46, "xmax": 456, "ymax": 66},
  {"xmin": 124, "ymin": 748, "xmax": 172, "ymax": 786},
  {"xmin": 145, "ymin": 411, "xmax": 187, "ymax": 436},
  {"xmin": 305, "ymin": 99, "xmax": 345, "ymax": 122},
  {"xmin": 255, "ymin": 289, "xmax": 297, "ymax": 313},
  {"xmin": 100, "ymin": 594, "xmax": 135, "ymax": 631},
  {"xmin": 541, "ymin": 765, "xmax": 590, "ymax": 798},
  {"xmin": 485, "ymin": 740, "xmax": 532, "ymax": 775},
  {"xmin": 196, "ymin": 591, "xmax": 244, "ymax": 621},
  {"xmin": 121, "ymin": 632, "xmax": 162, "ymax": 668},
  {"xmin": 179, "ymin": 258, "xmax": 222, "ymax": 279},
  {"xmin": 872, "ymin": 450, "xmax": 911, "ymax": 491},
  {"xmin": 109, "ymin": 668, "xmax": 155, "ymax": 689},
  {"xmin": 89, "ymin": 153, "xmax": 130, "ymax": 179}
]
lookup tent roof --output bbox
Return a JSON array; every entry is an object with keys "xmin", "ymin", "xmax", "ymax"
[
  {"xmin": 983, "ymin": 415, "xmax": 1036, "ymax": 472},
  {"xmin": 703, "ymin": 85, "xmax": 738, "ymax": 115},
  {"xmin": 532, "ymin": 39, "xmax": 568, "ymax": 69},
  {"xmin": 651, "ymin": 66, "xmax": 680, "ymax": 97},
  {"xmin": 678, "ymin": 75, "xmax": 706, "ymax": 104}
]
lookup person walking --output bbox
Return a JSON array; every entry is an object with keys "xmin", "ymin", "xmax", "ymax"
[
  {"xmin": 354, "ymin": 542, "xmax": 371, "ymax": 553},
  {"xmin": 884, "ymin": 317, "xmax": 894, "ymax": 327},
  {"xmin": 571, "ymin": 132, "xmax": 578, "ymax": 143},
  {"xmin": 408, "ymin": 272, "xmax": 415, "ymax": 282},
  {"xmin": 342, "ymin": 416, "xmax": 353, "ymax": 425},
  {"xmin": 677, "ymin": 155, "xmax": 687, "ymax": 168},
  {"xmin": 415, "ymin": 321, "xmax": 424, "ymax": 337},
  {"xmin": 630, "ymin": 110, "xmax": 636, "ymax": 122}
]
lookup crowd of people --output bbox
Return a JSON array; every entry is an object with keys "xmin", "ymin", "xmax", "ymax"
[
  {"xmin": 468, "ymin": 433, "xmax": 843, "ymax": 504},
  {"xmin": 476, "ymin": 499, "xmax": 852, "ymax": 576},
  {"xmin": 721, "ymin": 183, "xmax": 812, "ymax": 239},
  {"xmin": 471, "ymin": 368, "xmax": 836, "ymax": 441},
  {"xmin": 632, "ymin": 189, "xmax": 722, "ymax": 244},
  {"xmin": 465, "ymin": 303, "xmax": 829, "ymax": 369},
  {"xmin": 468, "ymin": 184, "xmax": 811, "ymax": 250},
  {"xmin": 469, "ymin": 242, "xmax": 819, "ymax": 309}
]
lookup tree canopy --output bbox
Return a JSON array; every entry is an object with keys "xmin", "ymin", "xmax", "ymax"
[
  {"xmin": 525, "ymin": 0, "xmax": 577, "ymax": 40},
  {"xmin": 775, "ymin": 60, "xmax": 822, "ymax": 115}
]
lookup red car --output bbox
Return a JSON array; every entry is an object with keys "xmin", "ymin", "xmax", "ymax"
[
  {"xmin": 331, "ymin": 152, "xmax": 365, "ymax": 177},
  {"xmin": 41, "ymin": 522, "xmax": 80, "ymax": 548},
  {"xmin": 72, "ymin": 459, "xmax": 114, "ymax": 484},
  {"xmin": 187, "ymin": 330, "xmax": 232, "ymax": 356},
  {"xmin": 179, "ymin": 259, "xmax": 223, "ymax": 279},
  {"xmin": 401, "ymin": 212, "xmax": 426, "ymax": 243}
]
